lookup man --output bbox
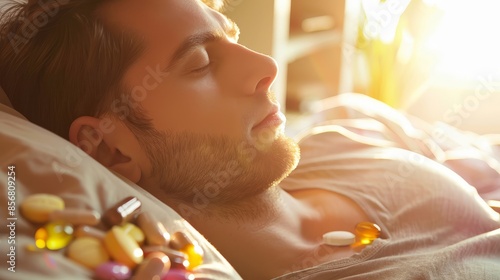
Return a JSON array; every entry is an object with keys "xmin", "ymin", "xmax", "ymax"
[{"xmin": 1, "ymin": 0, "xmax": 499, "ymax": 279}]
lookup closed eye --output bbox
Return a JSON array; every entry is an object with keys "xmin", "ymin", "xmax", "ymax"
[{"xmin": 191, "ymin": 62, "xmax": 211, "ymax": 73}]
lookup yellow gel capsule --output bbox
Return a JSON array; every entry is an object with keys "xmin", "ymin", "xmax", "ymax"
[
  {"xmin": 35, "ymin": 222, "xmax": 74, "ymax": 250},
  {"xmin": 355, "ymin": 222, "xmax": 381, "ymax": 245},
  {"xmin": 120, "ymin": 223, "xmax": 145, "ymax": 245},
  {"xmin": 169, "ymin": 231, "xmax": 203, "ymax": 270},
  {"xmin": 104, "ymin": 226, "xmax": 143, "ymax": 268},
  {"xmin": 21, "ymin": 194, "xmax": 65, "ymax": 224},
  {"xmin": 67, "ymin": 237, "xmax": 110, "ymax": 269},
  {"xmin": 181, "ymin": 244, "xmax": 204, "ymax": 270}
]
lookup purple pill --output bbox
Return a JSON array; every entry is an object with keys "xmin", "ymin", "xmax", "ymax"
[
  {"xmin": 94, "ymin": 262, "xmax": 131, "ymax": 280},
  {"xmin": 161, "ymin": 269, "xmax": 195, "ymax": 280}
]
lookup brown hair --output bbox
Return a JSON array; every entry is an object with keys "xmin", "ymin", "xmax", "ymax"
[
  {"xmin": 0, "ymin": 0, "xmax": 223, "ymax": 139},
  {"xmin": 0, "ymin": 0, "xmax": 144, "ymax": 138}
]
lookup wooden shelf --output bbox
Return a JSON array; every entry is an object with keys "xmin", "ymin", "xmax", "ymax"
[{"xmin": 286, "ymin": 30, "xmax": 342, "ymax": 63}]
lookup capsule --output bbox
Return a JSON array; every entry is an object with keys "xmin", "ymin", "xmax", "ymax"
[
  {"xmin": 169, "ymin": 232, "xmax": 192, "ymax": 251},
  {"xmin": 102, "ymin": 196, "xmax": 141, "ymax": 227},
  {"xmin": 143, "ymin": 246, "xmax": 189, "ymax": 270},
  {"xmin": 132, "ymin": 257, "xmax": 166, "ymax": 280},
  {"xmin": 137, "ymin": 212, "xmax": 170, "ymax": 246},
  {"xmin": 146, "ymin": 251, "xmax": 171, "ymax": 276},
  {"xmin": 49, "ymin": 209, "xmax": 101, "ymax": 226},
  {"xmin": 169, "ymin": 232, "xmax": 203, "ymax": 270},
  {"xmin": 354, "ymin": 222, "xmax": 381, "ymax": 245},
  {"xmin": 34, "ymin": 222, "xmax": 74, "ymax": 250},
  {"xmin": 74, "ymin": 225, "xmax": 106, "ymax": 240}
]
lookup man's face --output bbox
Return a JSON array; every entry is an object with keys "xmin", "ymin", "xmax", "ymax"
[{"xmin": 100, "ymin": 0, "xmax": 299, "ymax": 208}]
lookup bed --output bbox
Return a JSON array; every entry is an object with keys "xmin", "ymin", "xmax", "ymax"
[{"xmin": 1, "ymin": 86, "xmax": 499, "ymax": 279}]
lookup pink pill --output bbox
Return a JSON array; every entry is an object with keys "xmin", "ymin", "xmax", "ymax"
[
  {"xmin": 94, "ymin": 262, "xmax": 131, "ymax": 280},
  {"xmin": 161, "ymin": 269, "xmax": 194, "ymax": 280}
]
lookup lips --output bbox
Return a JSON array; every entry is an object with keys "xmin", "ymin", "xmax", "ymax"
[{"xmin": 252, "ymin": 106, "xmax": 286, "ymax": 130}]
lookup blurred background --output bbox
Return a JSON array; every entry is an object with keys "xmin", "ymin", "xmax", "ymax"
[{"xmin": 225, "ymin": 0, "xmax": 500, "ymax": 136}]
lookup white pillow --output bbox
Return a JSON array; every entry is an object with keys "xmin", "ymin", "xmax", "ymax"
[{"xmin": 0, "ymin": 102, "xmax": 241, "ymax": 279}]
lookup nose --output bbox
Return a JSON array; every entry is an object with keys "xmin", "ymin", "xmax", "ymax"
[{"xmin": 225, "ymin": 44, "xmax": 278, "ymax": 96}]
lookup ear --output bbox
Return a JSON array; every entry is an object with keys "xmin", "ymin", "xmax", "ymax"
[{"xmin": 69, "ymin": 116, "xmax": 142, "ymax": 183}]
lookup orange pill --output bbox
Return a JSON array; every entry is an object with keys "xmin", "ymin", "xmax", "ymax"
[
  {"xmin": 355, "ymin": 222, "xmax": 381, "ymax": 245},
  {"xmin": 120, "ymin": 223, "xmax": 145, "ymax": 245},
  {"xmin": 102, "ymin": 197, "xmax": 141, "ymax": 227},
  {"xmin": 136, "ymin": 212, "xmax": 170, "ymax": 246},
  {"xmin": 49, "ymin": 209, "xmax": 101, "ymax": 226},
  {"xmin": 21, "ymin": 193, "xmax": 65, "ymax": 224},
  {"xmin": 104, "ymin": 226, "xmax": 144, "ymax": 268},
  {"xmin": 67, "ymin": 237, "xmax": 110, "ymax": 269}
]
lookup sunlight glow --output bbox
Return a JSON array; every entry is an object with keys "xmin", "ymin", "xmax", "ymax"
[{"xmin": 425, "ymin": 0, "xmax": 500, "ymax": 78}]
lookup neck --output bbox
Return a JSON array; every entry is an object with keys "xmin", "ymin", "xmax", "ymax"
[{"xmin": 182, "ymin": 186, "xmax": 323, "ymax": 279}]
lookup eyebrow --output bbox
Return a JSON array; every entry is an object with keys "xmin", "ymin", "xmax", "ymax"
[{"xmin": 163, "ymin": 18, "xmax": 240, "ymax": 72}]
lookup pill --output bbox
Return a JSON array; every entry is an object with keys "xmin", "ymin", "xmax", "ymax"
[
  {"xmin": 102, "ymin": 196, "xmax": 141, "ymax": 227},
  {"xmin": 323, "ymin": 231, "xmax": 356, "ymax": 246},
  {"xmin": 49, "ymin": 209, "xmax": 101, "ymax": 226},
  {"xmin": 143, "ymin": 246, "xmax": 189, "ymax": 270},
  {"xmin": 145, "ymin": 251, "xmax": 171, "ymax": 276},
  {"xmin": 35, "ymin": 222, "xmax": 74, "ymax": 250},
  {"xmin": 21, "ymin": 193, "xmax": 65, "ymax": 223},
  {"xmin": 161, "ymin": 269, "xmax": 195, "ymax": 280},
  {"xmin": 132, "ymin": 257, "xmax": 166, "ymax": 280},
  {"xmin": 169, "ymin": 232, "xmax": 203, "ymax": 270},
  {"xmin": 74, "ymin": 225, "xmax": 106, "ymax": 240},
  {"xmin": 355, "ymin": 222, "xmax": 381, "ymax": 245},
  {"xmin": 104, "ymin": 226, "xmax": 144, "ymax": 268},
  {"xmin": 169, "ymin": 232, "xmax": 192, "ymax": 251},
  {"xmin": 182, "ymin": 243, "xmax": 204, "ymax": 270},
  {"xmin": 137, "ymin": 212, "xmax": 171, "ymax": 246},
  {"xmin": 94, "ymin": 262, "xmax": 131, "ymax": 280},
  {"xmin": 67, "ymin": 237, "xmax": 110, "ymax": 269},
  {"xmin": 120, "ymin": 223, "xmax": 145, "ymax": 245}
]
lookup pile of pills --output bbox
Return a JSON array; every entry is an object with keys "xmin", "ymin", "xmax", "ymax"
[
  {"xmin": 20, "ymin": 194, "xmax": 203, "ymax": 280},
  {"xmin": 323, "ymin": 222, "xmax": 381, "ymax": 247}
]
